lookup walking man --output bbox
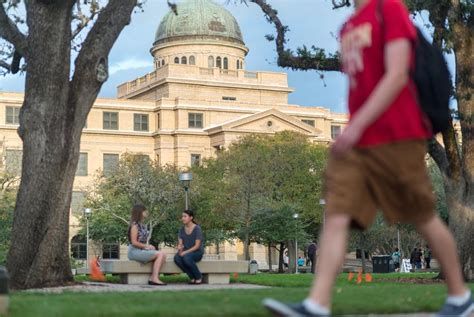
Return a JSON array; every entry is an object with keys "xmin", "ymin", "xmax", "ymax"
[{"xmin": 263, "ymin": 0, "xmax": 473, "ymax": 316}]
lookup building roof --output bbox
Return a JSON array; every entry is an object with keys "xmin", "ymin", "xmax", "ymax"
[{"xmin": 154, "ymin": 0, "xmax": 244, "ymax": 46}]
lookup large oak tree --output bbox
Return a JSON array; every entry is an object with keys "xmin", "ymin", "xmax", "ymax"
[{"xmin": 0, "ymin": 0, "xmax": 145, "ymax": 289}]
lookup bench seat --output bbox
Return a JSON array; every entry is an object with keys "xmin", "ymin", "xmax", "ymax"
[{"xmin": 79, "ymin": 260, "xmax": 249, "ymax": 285}]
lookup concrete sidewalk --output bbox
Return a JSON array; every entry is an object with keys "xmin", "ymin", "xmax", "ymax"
[{"xmin": 23, "ymin": 281, "xmax": 270, "ymax": 294}]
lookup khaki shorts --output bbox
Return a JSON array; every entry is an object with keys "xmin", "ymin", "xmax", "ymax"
[{"xmin": 324, "ymin": 141, "xmax": 436, "ymax": 229}]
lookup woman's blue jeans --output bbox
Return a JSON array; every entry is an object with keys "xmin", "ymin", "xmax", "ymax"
[{"xmin": 174, "ymin": 251, "xmax": 204, "ymax": 280}]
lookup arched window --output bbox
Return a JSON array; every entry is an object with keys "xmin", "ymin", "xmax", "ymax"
[
  {"xmin": 174, "ymin": 57, "xmax": 180, "ymax": 64},
  {"xmin": 181, "ymin": 56, "xmax": 187, "ymax": 64},
  {"xmin": 216, "ymin": 57, "xmax": 222, "ymax": 68},
  {"xmin": 189, "ymin": 56, "xmax": 196, "ymax": 65},
  {"xmin": 162, "ymin": 59, "xmax": 166, "ymax": 66},
  {"xmin": 208, "ymin": 56, "xmax": 214, "ymax": 68},
  {"xmin": 223, "ymin": 57, "xmax": 228, "ymax": 70},
  {"xmin": 157, "ymin": 60, "xmax": 161, "ymax": 68},
  {"xmin": 236, "ymin": 60, "xmax": 240, "ymax": 69}
]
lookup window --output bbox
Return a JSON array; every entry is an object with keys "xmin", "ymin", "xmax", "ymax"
[
  {"xmin": 71, "ymin": 191, "xmax": 86, "ymax": 215},
  {"xmin": 302, "ymin": 119, "xmax": 315, "ymax": 127},
  {"xmin": 134, "ymin": 113, "xmax": 149, "ymax": 132},
  {"xmin": 156, "ymin": 114, "xmax": 160, "ymax": 130},
  {"xmin": 236, "ymin": 60, "xmax": 240, "ymax": 70},
  {"xmin": 76, "ymin": 153, "xmax": 88, "ymax": 176},
  {"xmin": 174, "ymin": 57, "xmax": 180, "ymax": 64},
  {"xmin": 5, "ymin": 149, "xmax": 22, "ymax": 175},
  {"xmin": 102, "ymin": 243, "xmax": 120, "ymax": 259},
  {"xmin": 103, "ymin": 154, "xmax": 119, "ymax": 177},
  {"xmin": 6, "ymin": 106, "xmax": 20, "ymax": 125},
  {"xmin": 189, "ymin": 56, "xmax": 196, "ymax": 65},
  {"xmin": 71, "ymin": 235, "xmax": 87, "ymax": 260},
  {"xmin": 188, "ymin": 113, "xmax": 203, "ymax": 128},
  {"xmin": 216, "ymin": 57, "xmax": 222, "ymax": 68},
  {"xmin": 181, "ymin": 56, "xmax": 187, "ymax": 64},
  {"xmin": 191, "ymin": 154, "xmax": 201, "ymax": 167},
  {"xmin": 157, "ymin": 60, "xmax": 161, "ymax": 68},
  {"xmin": 222, "ymin": 96, "xmax": 237, "ymax": 101},
  {"xmin": 331, "ymin": 125, "xmax": 342, "ymax": 139},
  {"xmin": 223, "ymin": 57, "xmax": 228, "ymax": 70},
  {"xmin": 162, "ymin": 59, "xmax": 166, "ymax": 66},
  {"xmin": 103, "ymin": 112, "xmax": 118, "ymax": 130},
  {"xmin": 208, "ymin": 56, "xmax": 214, "ymax": 68}
]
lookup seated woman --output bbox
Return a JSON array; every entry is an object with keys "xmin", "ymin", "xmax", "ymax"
[
  {"xmin": 127, "ymin": 204, "xmax": 167, "ymax": 286},
  {"xmin": 174, "ymin": 209, "xmax": 204, "ymax": 284}
]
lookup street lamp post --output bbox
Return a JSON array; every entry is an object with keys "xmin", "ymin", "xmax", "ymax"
[
  {"xmin": 179, "ymin": 172, "xmax": 193, "ymax": 210},
  {"xmin": 84, "ymin": 208, "xmax": 92, "ymax": 268},
  {"xmin": 293, "ymin": 213, "xmax": 299, "ymax": 274}
]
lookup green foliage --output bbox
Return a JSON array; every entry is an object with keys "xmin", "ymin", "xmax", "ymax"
[
  {"xmin": 83, "ymin": 153, "xmax": 184, "ymax": 247},
  {"xmin": 0, "ymin": 174, "xmax": 17, "ymax": 265},
  {"xmin": 193, "ymin": 131, "xmax": 328, "ymax": 251}
]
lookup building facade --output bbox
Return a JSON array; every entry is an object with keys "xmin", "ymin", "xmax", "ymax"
[{"xmin": 0, "ymin": 0, "xmax": 347, "ymax": 266}]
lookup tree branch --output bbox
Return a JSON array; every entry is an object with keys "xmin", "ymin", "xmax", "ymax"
[
  {"xmin": 244, "ymin": 0, "xmax": 340, "ymax": 72},
  {"xmin": 110, "ymin": 212, "xmax": 129, "ymax": 225},
  {"xmin": 69, "ymin": 0, "xmax": 138, "ymax": 128},
  {"xmin": 0, "ymin": 3, "xmax": 27, "ymax": 57}
]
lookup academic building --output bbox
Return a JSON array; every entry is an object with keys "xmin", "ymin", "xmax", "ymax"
[{"xmin": 0, "ymin": 0, "xmax": 347, "ymax": 266}]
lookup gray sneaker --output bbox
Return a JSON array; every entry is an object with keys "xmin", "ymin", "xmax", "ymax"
[
  {"xmin": 436, "ymin": 297, "xmax": 474, "ymax": 317},
  {"xmin": 262, "ymin": 298, "xmax": 330, "ymax": 317}
]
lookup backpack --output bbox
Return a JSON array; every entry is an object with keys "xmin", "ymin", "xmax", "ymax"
[{"xmin": 377, "ymin": 0, "xmax": 453, "ymax": 134}]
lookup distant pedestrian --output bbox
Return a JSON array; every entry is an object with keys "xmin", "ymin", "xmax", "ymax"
[
  {"xmin": 298, "ymin": 256, "xmax": 305, "ymax": 267},
  {"xmin": 424, "ymin": 245, "xmax": 432, "ymax": 269},
  {"xmin": 283, "ymin": 250, "xmax": 289, "ymax": 270},
  {"xmin": 415, "ymin": 247, "xmax": 423, "ymax": 270},
  {"xmin": 307, "ymin": 241, "xmax": 317, "ymax": 274},
  {"xmin": 392, "ymin": 247, "xmax": 401, "ymax": 272}
]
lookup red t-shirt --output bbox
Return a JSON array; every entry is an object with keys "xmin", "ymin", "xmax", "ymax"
[{"xmin": 340, "ymin": 0, "xmax": 432, "ymax": 147}]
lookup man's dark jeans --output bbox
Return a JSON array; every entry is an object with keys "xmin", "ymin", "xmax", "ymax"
[{"xmin": 174, "ymin": 250, "xmax": 204, "ymax": 280}]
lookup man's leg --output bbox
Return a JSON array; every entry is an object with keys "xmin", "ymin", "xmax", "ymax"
[
  {"xmin": 416, "ymin": 216, "xmax": 466, "ymax": 296},
  {"xmin": 307, "ymin": 214, "xmax": 351, "ymax": 308}
]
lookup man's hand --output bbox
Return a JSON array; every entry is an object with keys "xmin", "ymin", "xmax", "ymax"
[
  {"xmin": 331, "ymin": 123, "xmax": 363, "ymax": 156},
  {"xmin": 146, "ymin": 245, "xmax": 156, "ymax": 250}
]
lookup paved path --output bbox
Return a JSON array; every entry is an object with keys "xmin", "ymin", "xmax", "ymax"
[{"xmin": 23, "ymin": 282, "xmax": 270, "ymax": 294}]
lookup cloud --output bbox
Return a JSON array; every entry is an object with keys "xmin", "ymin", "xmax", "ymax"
[{"xmin": 109, "ymin": 58, "xmax": 151, "ymax": 75}]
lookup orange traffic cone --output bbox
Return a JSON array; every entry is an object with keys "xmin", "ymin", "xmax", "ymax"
[
  {"xmin": 347, "ymin": 272, "xmax": 354, "ymax": 281},
  {"xmin": 365, "ymin": 273, "xmax": 373, "ymax": 282},
  {"xmin": 90, "ymin": 259, "xmax": 105, "ymax": 282},
  {"xmin": 356, "ymin": 269, "xmax": 363, "ymax": 284}
]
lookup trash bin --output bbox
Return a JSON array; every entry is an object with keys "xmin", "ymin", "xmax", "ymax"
[
  {"xmin": 372, "ymin": 255, "xmax": 395, "ymax": 273},
  {"xmin": 249, "ymin": 260, "xmax": 258, "ymax": 275}
]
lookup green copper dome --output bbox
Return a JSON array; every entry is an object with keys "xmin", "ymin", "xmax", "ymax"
[{"xmin": 155, "ymin": 0, "xmax": 244, "ymax": 45}]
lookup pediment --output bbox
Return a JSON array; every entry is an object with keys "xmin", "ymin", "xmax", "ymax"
[{"xmin": 206, "ymin": 109, "xmax": 322, "ymax": 136}]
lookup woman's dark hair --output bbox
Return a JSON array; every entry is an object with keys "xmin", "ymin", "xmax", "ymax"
[
  {"xmin": 128, "ymin": 204, "xmax": 147, "ymax": 242},
  {"xmin": 183, "ymin": 209, "xmax": 197, "ymax": 224}
]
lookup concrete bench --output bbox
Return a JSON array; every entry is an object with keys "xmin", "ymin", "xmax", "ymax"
[{"xmin": 80, "ymin": 260, "xmax": 249, "ymax": 285}]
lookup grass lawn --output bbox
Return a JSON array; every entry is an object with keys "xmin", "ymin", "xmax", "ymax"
[{"xmin": 3, "ymin": 273, "xmax": 474, "ymax": 317}]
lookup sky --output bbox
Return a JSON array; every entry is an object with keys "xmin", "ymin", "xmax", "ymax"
[{"xmin": 0, "ymin": 0, "xmax": 455, "ymax": 114}]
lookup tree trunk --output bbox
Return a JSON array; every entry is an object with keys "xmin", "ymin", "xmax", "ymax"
[
  {"xmin": 446, "ymin": 184, "xmax": 474, "ymax": 280},
  {"xmin": 243, "ymin": 232, "xmax": 250, "ymax": 261},
  {"xmin": 448, "ymin": 16, "xmax": 474, "ymax": 281},
  {"xmin": 6, "ymin": 2, "xmax": 77, "ymax": 290},
  {"xmin": 288, "ymin": 240, "xmax": 297, "ymax": 274},
  {"xmin": 268, "ymin": 244, "xmax": 273, "ymax": 272},
  {"xmin": 5, "ymin": 0, "xmax": 138, "ymax": 289},
  {"xmin": 278, "ymin": 242, "xmax": 285, "ymax": 273},
  {"xmin": 361, "ymin": 247, "xmax": 367, "ymax": 274}
]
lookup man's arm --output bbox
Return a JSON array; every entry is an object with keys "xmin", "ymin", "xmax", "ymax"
[{"xmin": 332, "ymin": 39, "xmax": 412, "ymax": 155}]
